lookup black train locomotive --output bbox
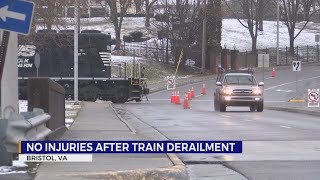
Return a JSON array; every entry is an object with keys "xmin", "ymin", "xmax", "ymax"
[{"xmin": 18, "ymin": 30, "xmax": 148, "ymax": 103}]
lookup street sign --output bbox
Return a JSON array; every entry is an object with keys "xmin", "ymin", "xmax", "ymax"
[
  {"xmin": 167, "ymin": 76, "xmax": 176, "ymax": 90},
  {"xmin": 292, "ymin": 61, "xmax": 301, "ymax": 71},
  {"xmin": 0, "ymin": 0, "xmax": 35, "ymax": 35},
  {"xmin": 308, "ymin": 89, "xmax": 319, "ymax": 108}
]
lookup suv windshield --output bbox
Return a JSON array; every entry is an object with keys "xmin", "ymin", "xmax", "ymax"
[{"xmin": 223, "ymin": 75, "xmax": 257, "ymax": 85}]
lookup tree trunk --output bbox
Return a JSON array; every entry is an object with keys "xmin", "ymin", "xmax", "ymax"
[
  {"xmin": 259, "ymin": 20, "xmax": 263, "ymax": 31},
  {"xmin": 145, "ymin": 8, "xmax": 151, "ymax": 27},
  {"xmin": 115, "ymin": 29, "xmax": 121, "ymax": 50},
  {"xmin": 251, "ymin": 36, "xmax": 257, "ymax": 52},
  {"xmin": 289, "ymin": 35, "xmax": 295, "ymax": 54}
]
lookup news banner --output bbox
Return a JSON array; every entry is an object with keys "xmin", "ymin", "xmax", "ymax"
[{"xmin": 18, "ymin": 141, "xmax": 242, "ymax": 162}]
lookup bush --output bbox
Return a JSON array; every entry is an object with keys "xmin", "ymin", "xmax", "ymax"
[
  {"xmin": 129, "ymin": 31, "xmax": 143, "ymax": 41},
  {"xmin": 154, "ymin": 14, "xmax": 168, "ymax": 22},
  {"xmin": 123, "ymin": 35, "xmax": 133, "ymax": 42}
]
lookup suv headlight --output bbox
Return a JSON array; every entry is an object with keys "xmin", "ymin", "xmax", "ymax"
[
  {"xmin": 223, "ymin": 87, "xmax": 233, "ymax": 95},
  {"xmin": 253, "ymin": 87, "xmax": 262, "ymax": 95}
]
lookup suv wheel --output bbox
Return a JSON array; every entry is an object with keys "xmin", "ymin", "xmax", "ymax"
[
  {"xmin": 257, "ymin": 102, "xmax": 264, "ymax": 112},
  {"xmin": 250, "ymin": 106, "xmax": 256, "ymax": 112},
  {"xmin": 219, "ymin": 103, "xmax": 226, "ymax": 112}
]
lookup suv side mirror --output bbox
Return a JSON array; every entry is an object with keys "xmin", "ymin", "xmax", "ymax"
[
  {"xmin": 216, "ymin": 82, "xmax": 222, "ymax": 86},
  {"xmin": 258, "ymin": 82, "xmax": 264, "ymax": 86}
]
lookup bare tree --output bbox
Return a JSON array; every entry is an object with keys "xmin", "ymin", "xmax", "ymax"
[
  {"xmin": 134, "ymin": 0, "xmax": 143, "ymax": 14},
  {"xmin": 224, "ymin": 0, "xmax": 261, "ymax": 52},
  {"xmin": 101, "ymin": 0, "xmax": 132, "ymax": 50},
  {"xmin": 145, "ymin": 0, "xmax": 157, "ymax": 27},
  {"xmin": 280, "ymin": 0, "xmax": 319, "ymax": 52}
]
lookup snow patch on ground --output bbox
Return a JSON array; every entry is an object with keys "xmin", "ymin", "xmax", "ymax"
[
  {"xmin": 112, "ymin": 55, "xmax": 144, "ymax": 63},
  {"xmin": 12, "ymin": 160, "xmax": 28, "ymax": 168},
  {"xmin": 222, "ymin": 19, "xmax": 318, "ymax": 51}
]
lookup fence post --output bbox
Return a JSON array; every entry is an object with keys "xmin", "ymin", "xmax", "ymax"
[
  {"xmin": 123, "ymin": 41, "xmax": 126, "ymax": 56},
  {"xmin": 246, "ymin": 51, "xmax": 248, "ymax": 67},
  {"xmin": 307, "ymin": 45, "xmax": 309, "ymax": 62},
  {"xmin": 145, "ymin": 40, "xmax": 148, "ymax": 57},
  {"xmin": 296, "ymin": 46, "xmax": 299, "ymax": 61},
  {"xmin": 286, "ymin": 47, "xmax": 288, "ymax": 65},
  {"xmin": 317, "ymin": 44, "xmax": 319, "ymax": 62}
]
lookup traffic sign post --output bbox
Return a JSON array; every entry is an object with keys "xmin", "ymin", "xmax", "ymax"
[
  {"xmin": 258, "ymin": 54, "xmax": 269, "ymax": 82},
  {"xmin": 0, "ymin": 0, "xmax": 35, "ymax": 35},
  {"xmin": 292, "ymin": 61, "xmax": 301, "ymax": 98},
  {"xmin": 35, "ymin": 53, "xmax": 40, "ymax": 77},
  {"xmin": 167, "ymin": 76, "xmax": 176, "ymax": 90},
  {"xmin": 308, "ymin": 89, "xmax": 319, "ymax": 108}
]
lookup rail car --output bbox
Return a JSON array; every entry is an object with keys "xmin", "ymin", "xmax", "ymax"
[{"xmin": 18, "ymin": 30, "xmax": 149, "ymax": 103}]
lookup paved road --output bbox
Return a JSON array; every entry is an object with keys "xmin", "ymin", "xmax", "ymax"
[{"xmin": 118, "ymin": 64, "xmax": 320, "ymax": 179}]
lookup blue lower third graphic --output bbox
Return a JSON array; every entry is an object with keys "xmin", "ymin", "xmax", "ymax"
[{"xmin": 20, "ymin": 141, "xmax": 242, "ymax": 154}]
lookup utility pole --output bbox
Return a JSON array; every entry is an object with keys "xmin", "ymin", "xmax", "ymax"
[
  {"xmin": 201, "ymin": 0, "xmax": 207, "ymax": 73},
  {"xmin": 74, "ymin": 0, "xmax": 79, "ymax": 102},
  {"xmin": 276, "ymin": 0, "xmax": 280, "ymax": 65},
  {"xmin": 165, "ymin": 0, "xmax": 169, "ymax": 64}
]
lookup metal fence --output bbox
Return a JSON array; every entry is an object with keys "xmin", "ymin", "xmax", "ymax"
[
  {"xmin": 121, "ymin": 40, "xmax": 173, "ymax": 63},
  {"xmin": 239, "ymin": 45, "xmax": 320, "ymax": 67},
  {"xmin": 28, "ymin": 78, "xmax": 66, "ymax": 140}
]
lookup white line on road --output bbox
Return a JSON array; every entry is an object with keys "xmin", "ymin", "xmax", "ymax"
[
  {"xmin": 265, "ymin": 101, "xmax": 286, "ymax": 103},
  {"xmin": 149, "ymin": 99, "xmax": 213, "ymax": 102},
  {"xmin": 265, "ymin": 75, "xmax": 320, "ymax": 91},
  {"xmin": 195, "ymin": 94, "xmax": 203, "ymax": 98},
  {"xmin": 245, "ymin": 120, "xmax": 253, "ymax": 122},
  {"xmin": 265, "ymin": 77, "xmax": 274, "ymax": 80},
  {"xmin": 219, "ymin": 114, "xmax": 232, "ymax": 118},
  {"xmin": 280, "ymin": 125, "xmax": 292, "ymax": 129}
]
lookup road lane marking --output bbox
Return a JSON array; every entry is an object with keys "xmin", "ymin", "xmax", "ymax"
[
  {"xmin": 195, "ymin": 94, "xmax": 203, "ymax": 98},
  {"xmin": 149, "ymin": 99, "xmax": 213, "ymax": 102},
  {"xmin": 265, "ymin": 77, "xmax": 274, "ymax": 80},
  {"xmin": 265, "ymin": 75, "xmax": 320, "ymax": 91},
  {"xmin": 245, "ymin": 120, "xmax": 253, "ymax": 122},
  {"xmin": 275, "ymin": 89, "xmax": 294, "ymax": 93},
  {"xmin": 280, "ymin": 125, "xmax": 292, "ymax": 129},
  {"xmin": 219, "ymin": 114, "xmax": 232, "ymax": 118},
  {"xmin": 265, "ymin": 101, "xmax": 286, "ymax": 103}
]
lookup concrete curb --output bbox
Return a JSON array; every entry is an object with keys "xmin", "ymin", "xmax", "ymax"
[
  {"xmin": 265, "ymin": 106, "xmax": 320, "ymax": 117},
  {"xmin": 109, "ymin": 101, "xmax": 137, "ymax": 134},
  {"xmin": 107, "ymin": 103, "xmax": 189, "ymax": 180},
  {"xmin": 62, "ymin": 165, "xmax": 188, "ymax": 180}
]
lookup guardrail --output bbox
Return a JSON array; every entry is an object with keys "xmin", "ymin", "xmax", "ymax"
[
  {"xmin": 28, "ymin": 77, "xmax": 66, "ymax": 140},
  {"xmin": 5, "ymin": 108, "xmax": 51, "ymax": 153}
]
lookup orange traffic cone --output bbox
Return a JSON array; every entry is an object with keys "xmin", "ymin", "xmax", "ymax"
[
  {"xmin": 175, "ymin": 91, "xmax": 181, "ymax": 105},
  {"xmin": 170, "ymin": 91, "xmax": 174, "ymax": 103},
  {"xmin": 201, "ymin": 84, "xmax": 206, "ymax": 95},
  {"xmin": 183, "ymin": 93, "xmax": 190, "ymax": 109},
  {"xmin": 272, "ymin": 67, "xmax": 276, "ymax": 77},
  {"xmin": 188, "ymin": 89, "xmax": 192, "ymax": 100},
  {"xmin": 191, "ymin": 87, "xmax": 195, "ymax": 98}
]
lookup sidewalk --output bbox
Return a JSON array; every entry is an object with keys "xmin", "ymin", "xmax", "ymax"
[
  {"xmin": 34, "ymin": 101, "xmax": 187, "ymax": 180},
  {"xmin": 265, "ymin": 102, "xmax": 320, "ymax": 116}
]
